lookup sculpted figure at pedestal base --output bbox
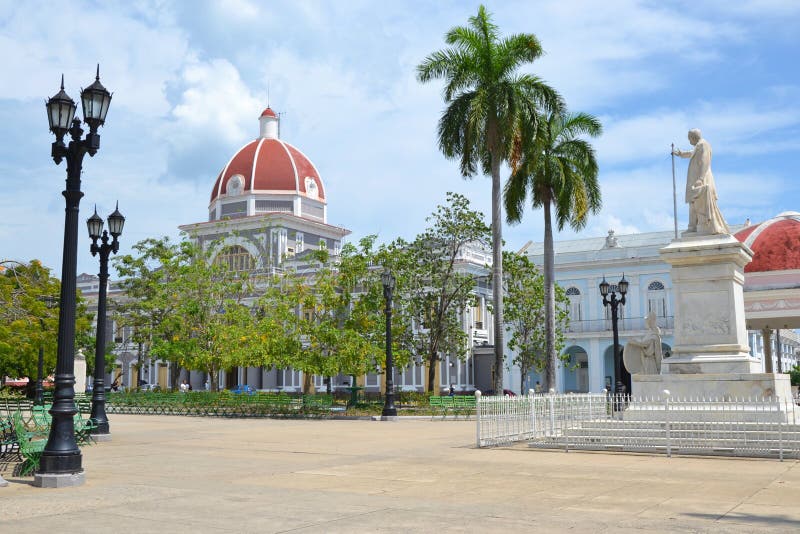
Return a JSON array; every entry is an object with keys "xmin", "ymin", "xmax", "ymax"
[
  {"xmin": 624, "ymin": 311, "xmax": 663, "ymax": 375},
  {"xmin": 673, "ymin": 129, "xmax": 730, "ymax": 235}
]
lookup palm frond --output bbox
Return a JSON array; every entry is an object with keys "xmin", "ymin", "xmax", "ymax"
[{"xmin": 495, "ymin": 34, "xmax": 544, "ymax": 78}]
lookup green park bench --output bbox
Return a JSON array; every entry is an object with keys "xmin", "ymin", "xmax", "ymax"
[
  {"xmin": 12, "ymin": 412, "xmax": 47, "ymax": 476},
  {"xmin": 302, "ymin": 394, "xmax": 334, "ymax": 413},
  {"xmin": 453, "ymin": 395, "xmax": 477, "ymax": 419},
  {"xmin": 429, "ymin": 395, "xmax": 476, "ymax": 419},
  {"xmin": 429, "ymin": 396, "xmax": 457, "ymax": 419},
  {"xmin": 1, "ymin": 417, "xmax": 20, "ymax": 462}
]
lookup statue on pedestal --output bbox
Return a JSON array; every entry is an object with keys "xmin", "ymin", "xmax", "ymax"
[
  {"xmin": 624, "ymin": 311, "xmax": 663, "ymax": 375},
  {"xmin": 672, "ymin": 129, "xmax": 730, "ymax": 236}
]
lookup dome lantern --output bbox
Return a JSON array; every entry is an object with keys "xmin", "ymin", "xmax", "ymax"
[{"xmin": 259, "ymin": 107, "xmax": 279, "ymax": 139}]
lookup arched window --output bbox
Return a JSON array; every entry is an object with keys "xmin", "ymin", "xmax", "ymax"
[
  {"xmin": 215, "ymin": 245, "xmax": 255, "ymax": 272},
  {"xmin": 565, "ymin": 286, "xmax": 582, "ymax": 322},
  {"xmin": 647, "ymin": 280, "xmax": 667, "ymax": 317}
]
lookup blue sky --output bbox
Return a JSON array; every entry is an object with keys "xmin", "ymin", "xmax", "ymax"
[{"xmin": 2, "ymin": 0, "xmax": 799, "ymax": 277}]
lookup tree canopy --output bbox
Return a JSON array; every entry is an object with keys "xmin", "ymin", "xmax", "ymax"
[
  {"xmin": 0, "ymin": 260, "xmax": 92, "ymax": 386},
  {"xmin": 503, "ymin": 251, "xmax": 568, "ymax": 393}
]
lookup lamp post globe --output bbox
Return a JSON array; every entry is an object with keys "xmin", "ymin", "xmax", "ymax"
[
  {"xmin": 46, "ymin": 75, "xmax": 76, "ymax": 141},
  {"xmin": 87, "ymin": 204, "xmax": 124, "ymax": 440},
  {"xmin": 381, "ymin": 269, "xmax": 397, "ymax": 419},
  {"xmin": 36, "ymin": 68, "xmax": 112, "ymax": 488}
]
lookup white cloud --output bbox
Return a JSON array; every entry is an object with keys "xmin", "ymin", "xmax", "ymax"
[
  {"xmin": 170, "ymin": 58, "xmax": 263, "ymax": 148},
  {"xmin": 596, "ymin": 98, "xmax": 800, "ymax": 165},
  {"xmin": 0, "ymin": 1, "xmax": 189, "ymax": 118}
]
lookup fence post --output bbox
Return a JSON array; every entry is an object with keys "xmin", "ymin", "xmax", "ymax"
[
  {"xmin": 548, "ymin": 390, "xmax": 556, "ymax": 438},
  {"xmin": 475, "ymin": 390, "xmax": 482, "ymax": 448},
  {"xmin": 663, "ymin": 389, "xmax": 671, "ymax": 458},
  {"xmin": 589, "ymin": 392, "xmax": 593, "ymax": 419},
  {"xmin": 778, "ymin": 397, "xmax": 783, "ymax": 462},
  {"xmin": 528, "ymin": 389, "xmax": 536, "ymax": 440}
]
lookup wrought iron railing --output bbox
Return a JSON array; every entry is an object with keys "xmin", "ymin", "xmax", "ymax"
[{"xmin": 565, "ymin": 315, "xmax": 674, "ymax": 333}]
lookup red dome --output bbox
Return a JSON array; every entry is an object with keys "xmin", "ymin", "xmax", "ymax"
[
  {"xmin": 260, "ymin": 107, "xmax": 277, "ymax": 118},
  {"xmin": 209, "ymin": 137, "xmax": 325, "ymax": 204},
  {"xmin": 735, "ymin": 212, "xmax": 800, "ymax": 273}
]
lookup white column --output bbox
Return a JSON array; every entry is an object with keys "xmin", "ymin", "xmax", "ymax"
[
  {"xmin": 555, "ymin": 358, "xmax": 564, "ymax": 393},
  {"xmin": 588, "ymin": 338, "xmax": 604, "ymax": 392}
]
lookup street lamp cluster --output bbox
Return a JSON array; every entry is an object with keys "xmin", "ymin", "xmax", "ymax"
[
  {"xmin": 36, "ymin": 66, "xmax": 113, "ymax": 487},
  {"xmin": 381, "ymin": 270, "xmax": 397, "ymax": 419},
  {"xmin": 87, "ymin": 204, "xmax": 125, "ymax": 438},
  {"xmin": 599, "ymin": 274, "xmax": 628, "ymax": 399}
]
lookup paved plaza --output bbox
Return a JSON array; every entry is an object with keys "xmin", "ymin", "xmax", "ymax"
[{"xmin": 2, "ymin": 415, "xmax": 800, "ymax": 533}]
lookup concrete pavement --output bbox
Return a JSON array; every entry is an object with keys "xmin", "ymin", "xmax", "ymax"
[{"xmin": 2, "ymin": 415, "xmax": 799, "ymax": 533}]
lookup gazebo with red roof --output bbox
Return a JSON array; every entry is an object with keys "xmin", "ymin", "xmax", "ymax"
[{"xmin": 737, "ymin": 212, "xmax": 800, "ymax": 371}]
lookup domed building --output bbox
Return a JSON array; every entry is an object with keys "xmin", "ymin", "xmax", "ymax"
[
  {"xmin": 175, "ymin": 108, "xmax": 351, "ymax": 391},
  {"xmin": 737, "ymin": 212, "xmax": 800, "ymax": 373},
  {"xmin": 179, "ymin": 108, "xmax": 350, "ymax": 272}
]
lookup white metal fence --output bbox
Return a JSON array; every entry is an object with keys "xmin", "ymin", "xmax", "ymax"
[
  {"xmin": 476, "ymin": 392, "xmax": 607, "ymax": 447},
  {"xmin": 476, "ymin": 391, "xmax": 800, "ymax": 460}
]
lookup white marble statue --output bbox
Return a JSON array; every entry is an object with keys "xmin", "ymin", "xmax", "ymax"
[
  {"xmin": 672, "ymin": 129, "xmax": 730, "ymax": 235},
  {"xmin": 624, "ymin": 311, "xmax": 663, "ymax": 375}
]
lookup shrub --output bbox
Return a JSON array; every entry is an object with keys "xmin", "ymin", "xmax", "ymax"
[{"xmin": 790, "ymin": 364, "xmax": 800, "ymax": 387}]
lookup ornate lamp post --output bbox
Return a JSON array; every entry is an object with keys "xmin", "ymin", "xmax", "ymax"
[
  {"xmin": 36, "ymin": 67, "xmax": 112, "ymax": 488},
  {"xmin": 600, "ymin": 274, "xmax": 628, "ymax": 401},
  {"xmin": 87, "ymin": 204, "xmax": 125, "ymax": 439},
  {"xmin": 381, "ymin": 269, "xmax": 397, "ymax": 419},
  {"xmin": 35, "ymin": 296, "xmax": 59, "ymax": 406}
]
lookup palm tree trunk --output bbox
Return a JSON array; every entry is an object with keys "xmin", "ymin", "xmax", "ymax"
[
  {"xmin": 491, "ymin": 157, "xmax": 504, "ymax": 395},
  {"xmin": 543, "ymin": 199, "xmax": 556, "ymax": 392}
]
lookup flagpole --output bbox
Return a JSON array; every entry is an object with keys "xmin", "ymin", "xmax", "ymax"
[{"xmin": 671, "ymin": 143, "xmax": 678, "ymax": 239}]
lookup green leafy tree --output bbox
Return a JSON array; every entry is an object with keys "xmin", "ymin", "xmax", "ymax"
[
  {"xmin": 115, "ymin": 237, "xmax": 263, "ymax": 391},
  {"xmin": 789, "ymin": 363, "xmax": 800, "ymax": 387},
  {"xmin": 273, "ymin": 238, "xmax": 409, "ymax": 392},
  {"xmin": 159, "ymin": 241, "xmax": 254, "ymax": 392},
  {"xmin": 417, "ymin": 5, "xmax": 562, "ymax": 393},
  {"xmin": 114, "ymin": 237, "xmax": 188, "ymax": 389},
  {"xmin": 386, "ymin": 193, "xmax": 490, "ymax": 392},
  {"xmin": 503, "ymin": 251, "xmax": 568, "ymax": 392},
  {"xmin": 505, "ymin": 111, "xmax": 602, "ymax": 391},
  {"xmin": 0, "ymin": 260, "xmax": 92, "ymax": 389}
]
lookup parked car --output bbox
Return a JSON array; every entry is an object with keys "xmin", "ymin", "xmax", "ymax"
[
  {"xmin": 139, "ymin": 383, "xmax": 160, "ymax": 392},
  {"xmin": 229, "ymin": 384, "xmax": 255, "ymax": 395},
  {"xmin": 481, "ymin": 389, "xmax": 517, "ymax": 396}
]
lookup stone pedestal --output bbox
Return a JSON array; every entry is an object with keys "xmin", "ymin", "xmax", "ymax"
[
  {"xmin": 632, "ymin": 372, "xmax": 793, "ymax": 400},
  {"xmin": 630, "ymin": 233, "xmax": 794, "ymax": 405},
  {"xmin": 74, "ymin": 349, "xmax": 87, "ymax": 394},
  {"xmin": 659, "ymin": 233, "xmax": 759, "ymax": 374},
  {"xmin": 33, "ymin": 470, "xmax": 85, "ymax": 488}
]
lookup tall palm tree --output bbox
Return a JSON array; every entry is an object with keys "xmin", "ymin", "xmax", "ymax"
[
  {"xmin": 505, "ymin": 112, "xmax": 602, "ymax": 391},
  {"xmin": 417, "ymin": 5, "xmax": 561, "ymax": 394}
]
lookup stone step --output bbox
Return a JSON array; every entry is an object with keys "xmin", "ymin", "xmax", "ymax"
[
  {"xmin": 620, "ymin": 408, "xmax": 800, "ymax": 423},
  {"xmin": 529, "ymin": 436, "xmax": 800, "ymax": 456},
  {"xmin": 559, "ymin": 430, "xmax": 800, "ymax": 442},
  {"xmin": 578, "ymin": 420, "xmax": 800, "ymax": 432}
]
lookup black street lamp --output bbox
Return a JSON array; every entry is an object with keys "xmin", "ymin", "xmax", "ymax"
[
  {"xmin": 37, "ymin": 67, "xmax": 112, "ymax": 487},
  {"xmin": 87, "ymin": 203, "xmax": 125, "ymax": 438},
  {"xmin": 381, "ymin": 269, "xmax": 397, "ymax": 419},
  {"xmin": 600, "ymin": 274, "xmax": 628, "ymax": 401},
  {"xmin": 35, "ymin": 296, "xmax": 59, "ymax": 406}
]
